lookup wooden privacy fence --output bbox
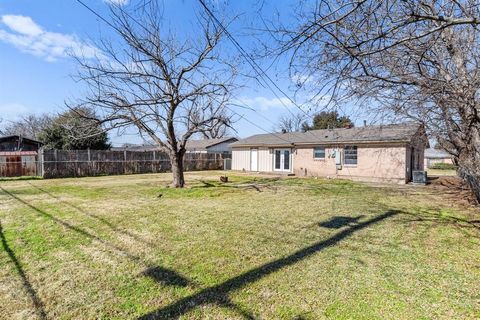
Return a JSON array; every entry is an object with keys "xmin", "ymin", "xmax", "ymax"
[{"xmin": 41, "ymin": 150, "xmax": 228, "ymax": 179}]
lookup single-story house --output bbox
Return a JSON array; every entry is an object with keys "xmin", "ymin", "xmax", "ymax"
[
  {"xmin": 230, "ymin": 122, "xmax": 428, "ymax": 184},
  {"xmin": 112, "ymin": 137, "xmax": 238, "ymax": 154},
  {"xmin": 185, "ymin": 137, "xmax": 238, "ymax": 154},
  {"xmin": 0, "ymin": 135, "xmax": 43, "ymax": 177},
  {"xmin": 424, "ymin": 148, "xmax": 454, "ymax": 168}
]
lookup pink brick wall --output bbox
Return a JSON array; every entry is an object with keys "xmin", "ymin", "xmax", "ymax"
[{"xmin": 293, "ymin": 144, "xmax": 408, "ymax": 184}]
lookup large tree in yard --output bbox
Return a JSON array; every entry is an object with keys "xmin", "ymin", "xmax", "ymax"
[
  {"xmin": 72, "ymin": 1, "xmax": 237, "ymax": 187},
  {"xmin": 272, "ymin": 0, "xmax": 480, "ymax": 201},
  {"xmin": 39, "ymin": 107, "xmax": 110, "ymax": 150}
]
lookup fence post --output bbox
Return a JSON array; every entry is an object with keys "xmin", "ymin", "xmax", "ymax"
[
  {"xmin": 124, "ymin": 150, "xmax": 127, "ymax": 175},
  {"xmin": 54, "ymin": 149, "xmax": 58, "ymax": 174},
  {"xmin": 152, "ymin": 150, "xmax": 155, "ymax": 173},
  {"xmin": 40, "ymin": 148, "xmax": 45, "ymax": 177},
  {"xmin": 87, "ymin": 148, "xmax": 91, "ymax": 176}
]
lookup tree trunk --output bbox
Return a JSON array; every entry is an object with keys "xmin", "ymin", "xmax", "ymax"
[
  {"xmin": 457, "ymin": 154, "xmax": 480, "ymax": 204},
  {"xmin": 456, "ymin": 126, "xmax": 480, "ymax": 203},
  {"xmin": 171, "ymin": 152, "xmax": 185, "ymax": 188}
]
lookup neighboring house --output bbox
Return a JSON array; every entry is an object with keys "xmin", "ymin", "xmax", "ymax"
[
  {"xmin": 424, "ymin": 148, "xmax": 454, "ymax": 168},
  {"xmin": 230, "ymin": 123, "xmax": 428, "ymax": 184},
  {"xmin": 185, "ymin": 137, "xmax": 238, "ymax": 154},
  {"xmin": 0, "ymin": 135, "xmax": 43, "ymax": 177},
  {"xmin": 112, "ymin": 137, "xmax": 238, "ymax": 154},
  {"xmin": 0, "ymin": 135, "xmax": 43, "ymax": 152}
]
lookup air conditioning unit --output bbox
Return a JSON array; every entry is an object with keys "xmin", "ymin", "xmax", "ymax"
[{"xmin": 412, "ymin": 171, "xmax": 427, "ymax": 184}]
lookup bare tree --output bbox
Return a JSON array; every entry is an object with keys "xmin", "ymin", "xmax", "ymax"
[
  {"xmin": 276, "ymin": 112, "xmax": 306, "ymax": 132},
  {"xmin": 270, "ymin": 0, "xmax": 480, "ymax": 201},
  {"xmin": 197, "ymin": 107, "xmax": 232, "ymax": 139},
  {"xmin": 72, "ymin": 1, "xmax": 238, "ymax": 187},
  {"xmin": 0, "ymin": 114, "xmax": 52, "ymax": 140}
]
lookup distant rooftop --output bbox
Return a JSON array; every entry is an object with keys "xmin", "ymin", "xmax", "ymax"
[
  {"xmin": 112, "ymin": 137, "xmax": 238, "ymax": 151},
  {"xmin": 0, "ymin": 135, "xmax": 43, "ymax": 145},
  {"xmin": 185, "ymin": 137, "xmax": 238, "ymax": 151},
  {"xmin": 425, "ymin": 148, "xmax": 452, "ymax": 159},
  {"xmin": 231, "ymin": 122, "xmax": 424, "ymax": 147}
]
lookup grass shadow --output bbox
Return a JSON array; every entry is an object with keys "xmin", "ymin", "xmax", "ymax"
[
  {"xmin": 0, "ymin": 186, "xmax": 150, "ymax": 265},
  {"xmin": 0, "ymin": 221, "xmax": 47, "ymax": 319},
  {"xmin": 138, "ymin": 210, "xmax": 400, "ymax": 319},
  {"xmin": 399, "ymin": 209, "xmax": 480, "ymax": 239},
  {"xmin": 142, "ymin": 266, "xmax": 191, "ymax": 287},
  {"xmin": 319, "ymin": 215, "xmax": 365, "ymax": 229},
  {"xmin": 27, "ymin": 183, "xmax": 156, "ymax": 248}
]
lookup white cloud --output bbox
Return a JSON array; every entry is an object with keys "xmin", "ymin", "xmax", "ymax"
[
  {"xmin": 0, "ymin": 15, "xmax": 101, "ymax": 62},
  {"xmin": 103, "ymin": 0, "xmax": 129, "ymax": 5},
  {"xmin": 0, "ymin": 103, "xmax": 29, "ymax": 120},
  {"xmin": 235, "ymin": 96, "xmax": 294, "ymax": 111},
  {"xmin": 2, "ymin": 15, "xmax": 43, "ymax": 36}
]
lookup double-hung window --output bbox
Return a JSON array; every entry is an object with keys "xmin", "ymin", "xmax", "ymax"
[
  {"xmin": 344, "ymin": 146, "xmax": 358, "ymax": 165},
  {"xmin": 313, "ymin": 147, "xmax": 325, "ymax": 160}
]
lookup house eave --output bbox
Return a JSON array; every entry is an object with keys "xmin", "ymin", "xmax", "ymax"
[{"xmin": 231, "ymin": 139, "xmax": 410, "ymax": 149}]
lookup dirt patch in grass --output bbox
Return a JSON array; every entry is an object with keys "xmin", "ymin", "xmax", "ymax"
[{"xmin": 428, "ymin": 176, "xmax": 479, "ymax": 207}]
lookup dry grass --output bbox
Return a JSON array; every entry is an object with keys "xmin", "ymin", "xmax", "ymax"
[{"xmin": 0, "ymin": 171, "xmax": 479, "ymax": 319}]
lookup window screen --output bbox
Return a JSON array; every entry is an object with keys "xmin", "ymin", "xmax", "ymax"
[{"xmin": 344, "ymin": 146, "xmax": 358, "ymax": 165}]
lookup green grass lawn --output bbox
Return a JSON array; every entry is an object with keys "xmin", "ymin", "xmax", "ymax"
[{"xmin": 0, "ymin": 171, "xmax": 479, "ymax": 319}]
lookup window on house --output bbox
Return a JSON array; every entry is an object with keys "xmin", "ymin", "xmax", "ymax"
[
  {"xmin": 344, "ymin": 146, "xmax": 358, "ymax": 165},
  {"xmin": 313, "ymin": 147, "xmax": 325, "ymax": 159}
]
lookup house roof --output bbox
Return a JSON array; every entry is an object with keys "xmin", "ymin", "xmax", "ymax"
[
  {"xmin": 0, "ymin": 135, "xmax": 43, "ymax": 146},
  {"xmin": 185, "ymin": 137, "xmax": 238, "ymax": 151},
  {"xmin": 424, "ymin": 148, "xmax": 452, "ymax": 159},
  {"xmin": 231, "ymin": 122, "xmax": 424, "ymax": 147}
]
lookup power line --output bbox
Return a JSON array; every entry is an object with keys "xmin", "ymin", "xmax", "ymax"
[
  {"xmin": 76, "ymin": 0, "xmax": 122, "ymax": 33},
  {"xmin": 225, "ymin": 106, "xmax": 294, "ymax": 145},
  {"xmin": 197, "ymin": 0, "xmax": 311, "ymax": 119},
  {"xmin": 74, "ymin": 0, "xmax": 299, "ymax": 145}
]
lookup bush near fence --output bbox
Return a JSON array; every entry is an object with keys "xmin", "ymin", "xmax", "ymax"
[
  {"xmin": 430, "ymin": 162, "xmax": 457, "ymax": 170},
  {"xmin": 42, "ymin": 149, "xmax": 228, "ymax": 179}
]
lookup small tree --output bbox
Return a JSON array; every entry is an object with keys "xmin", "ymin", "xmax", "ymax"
[
  {"xmin": 39, "ymin": 107, "xmax": 110, "ymax": 150},
  {"xmin": 302, "ymin": 111, "xmax": 353, "ymax": 131},
  {"xmin": 0, "ymin": 114, "xmax": 52, "ymax": 140},
  {"xmin": 72, "ymin": 1, "xmax": 238, "ymax": 187},
  {"xmin": 276, "ymin": 113, "xmax": 306, "ymax": 132}
]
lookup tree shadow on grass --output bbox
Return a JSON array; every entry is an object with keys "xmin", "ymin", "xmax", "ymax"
[
  {"xmin": 318, "ymin": 215, "xmax": 365, "ymax": 229},
  {"xmin": 399, "ymin": 209, "xmax": 480, "ymax": 239},
  {"xmin": 0, "ymin": 187, "xmax": 193, "ymax": 286},
  {"xmin": 27, "ymin": 183, "xmax": 156, "ymax": 248},
  {"xmin": 138, "ymin": 210, "xmax": 400, "ymax": 319},
  {"xmin": 0, "ymin": 221, "xmax": 47, "ymax": 320},
  {"xmin": 142, "ymin": 266, "xmax": 191, "ymax": 287}
]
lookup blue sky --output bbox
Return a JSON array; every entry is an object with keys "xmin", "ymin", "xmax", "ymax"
[{"xmin": 0, "ymin": 0, "xmax": 364, "ymax": 146}]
